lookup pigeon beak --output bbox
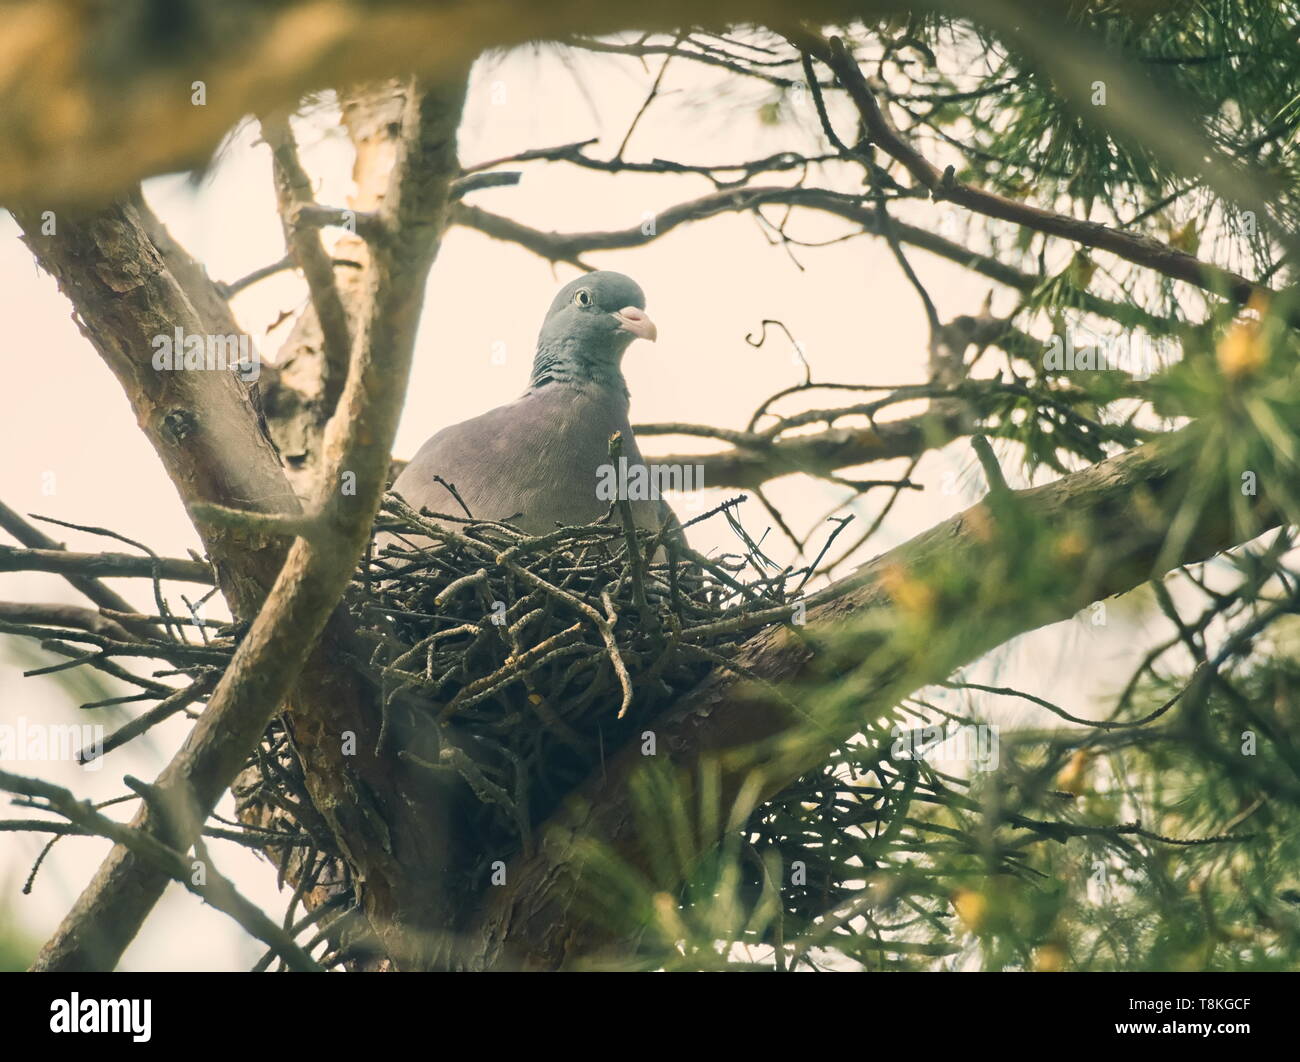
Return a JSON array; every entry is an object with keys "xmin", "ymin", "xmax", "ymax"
[{"xmin": 612, "ymin": 306, "xmax": 657, "ymax": 342}]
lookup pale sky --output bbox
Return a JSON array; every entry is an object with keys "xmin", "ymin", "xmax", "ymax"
[{"xmin": 0, "ymin": 45, "xmax": 1179, "ymax": 969}]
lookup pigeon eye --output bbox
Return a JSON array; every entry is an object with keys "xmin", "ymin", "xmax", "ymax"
[{"xmin": 574, "ymin": 288, "xmax": 593, "ymax": 308}]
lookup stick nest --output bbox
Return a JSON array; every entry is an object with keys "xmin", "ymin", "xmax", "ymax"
[{"xmin": 349, "ymin": 493, "xmax": 802, "ymax": 862}]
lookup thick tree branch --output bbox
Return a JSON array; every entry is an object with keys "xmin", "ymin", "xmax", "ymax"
[
  {"xmin": 16, "ymin": 73, "xmax": 468, "ymax": 971},
  {"xmin": 0, "ymin": 0, "xmax": 848, "ymax": 206},
  {"xmin": 468, "ymin": 424, "xmax": 1278, "ymax": 967}
]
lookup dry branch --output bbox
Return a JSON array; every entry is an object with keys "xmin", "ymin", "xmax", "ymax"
[
  {"xmin": 807, "ymin": 33, "xmax": 1278, "ymax": 312},
  {"xmin": 0, "ymin": 545, "xmax": 214, "ymax": 585}
]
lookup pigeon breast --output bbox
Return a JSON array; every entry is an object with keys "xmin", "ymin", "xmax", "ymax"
[{"xmin": 390, "ymin": 382, "xmax": 672, "ymax": 536}]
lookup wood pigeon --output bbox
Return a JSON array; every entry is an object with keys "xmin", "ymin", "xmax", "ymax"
[{"xmin": 386, "ymin": 271, "xmax": 680, "ymax": 546}]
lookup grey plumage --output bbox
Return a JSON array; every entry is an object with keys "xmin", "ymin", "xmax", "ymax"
[{"xmin": 387, "ymin": 271, "xmax": 678, "ymax": 542}]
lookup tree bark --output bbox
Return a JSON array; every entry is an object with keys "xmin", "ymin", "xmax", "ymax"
[{"xmin": 16, "ymin": 74, "xmax": 472, "ymax": 971}]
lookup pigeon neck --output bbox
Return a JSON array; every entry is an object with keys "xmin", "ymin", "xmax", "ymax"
[{"xmin": 528, "ymin": 340, "xmax": 629, "ymax": 397}]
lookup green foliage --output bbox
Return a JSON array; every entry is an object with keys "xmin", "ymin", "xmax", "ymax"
[
  {"xmin": 580, "ymin": 633, "xmax": 1300, "ymax": 971},
  {"xmin": 572, "ymin": 297, "xmax": 1300, "ymax": 972}
]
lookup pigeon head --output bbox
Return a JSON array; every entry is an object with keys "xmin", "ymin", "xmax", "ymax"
[{"xmin": 530, "ymin": 271, "xmax": 657, "ymax": 392}]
